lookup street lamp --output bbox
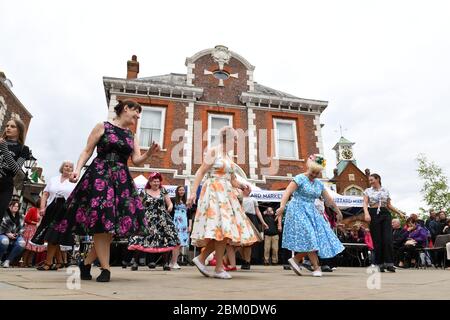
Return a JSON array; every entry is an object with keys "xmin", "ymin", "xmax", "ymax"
[{"xmin": 24, "ymin": 152, "xmax": 37, "ymax": 170}]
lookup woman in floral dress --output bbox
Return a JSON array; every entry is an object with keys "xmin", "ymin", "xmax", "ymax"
[
  {"xmin": 187, "ymin": 126, "xmax": 257, "ymax": 280},
  {"xmin": 169, "ymin": 185, "xmax": 192, "ymax": 269},
  {"xmin": 276, "ymin": 155, "xmax": 344, "ymax": 277},
  {"xmin": 128, "ymin": 172, "xmax": 180, "ymax": 271},
  {"xmin": 48, "ymin": 100, "xmax": 160, "ymax": 282}
]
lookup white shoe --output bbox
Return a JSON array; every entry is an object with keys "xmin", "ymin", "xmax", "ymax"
[
  {"xmin": 213, "ymin": 271, "xmax": 232, "ymax": 279},
  {"xmin": 288, "ymin": 258, "xmax": 302, "ymax": 276},
  {"xmin": 312, "ymin": 270, "xmax": 323, "ymax": 277},
  {"xmin": 172, "ymin": 263, "xmax": 181, "ymax": 270},
  {"xmin": 192, "ymin": 256, "xmax": 211, "ymax": 278},
  {"xmin": 2, "ymin": 260, "xmax": 10, "ymax": 268}
]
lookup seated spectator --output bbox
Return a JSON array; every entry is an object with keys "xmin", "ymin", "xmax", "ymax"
[
  {"xmin": 442, "ymin": 219, "xmax": 450, "ymax": 235},
  {"xmin": 425, "ymin": 210, "xmax": 436, "ymax": 231},
  {"xmin": 0, "ymin": 201, "xmax": 25, "ymax": 268},
  {"xmin": 429, "ymin": 211, "xmax": 447, "ymax": 242},
  {"xmin": 392, "ymin": 218, "xmax": 408, "ymax": 266},
  {"xmin": 348, "ymin": 223, "xmax": 365, "ymax": 243},
  {"xmin": 262, "ymin": 207, "xmax": 279, "ymax": 265},
  {"xmin": 398, "ymin": 218, "xmax": 428, "ymax": 268},
  {"xmin": 336, "ymin": 224, "xmax": 349, "ymax": 242}
]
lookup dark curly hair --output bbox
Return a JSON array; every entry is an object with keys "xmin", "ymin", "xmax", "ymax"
[{"xmin": 114, "ymin": 99, "xmax": 142, "ymax": 116}]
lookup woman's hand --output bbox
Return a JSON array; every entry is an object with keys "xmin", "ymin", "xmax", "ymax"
[
  {"xmin": 39, "ymin": 208, "xmax": 46, "ymax": 216},
  {"xmin": 187, "ymin": 194, "xmax": 196, "ymax": 209},
  {"xmin": 145, "ymin": 142, "xmax": 160, "ymax": 159},
  {"xmin": 263, "ymin": 222, "xmax": 269, "ymax": 230},
  {"xmin": 276, "ymin": 206, "xmax": 285, "ymax": 217},
  {"xmin": 69, "ymin": 171, "xmax": 80, "ymax": 183},
  {"xmin": 364, "ymin": 213, "xmax": 371, "ymax": 223}
]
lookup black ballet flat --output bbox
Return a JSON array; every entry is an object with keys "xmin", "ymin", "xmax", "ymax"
[
  {"xmin": 78, "ymin": 261, "xmax": 92, "ymax": 280},
  {"xmin": 163, "ymin": 264, "xmax": 171, "ymax": 271},
  {"xmin": 131, "ymin": 262, "xmax": 138, "ymax": 271},
  {"xmin": 148, "ymin": 262, "xmax": 156, "ymax": 269},
  {"xmin": 379, "ymin": 266, "xmax": 386, "ymax": 273},
  {"xmin": 96, "ymin": 269, "xmax": 111, "ymax": 282},
  {"xmin": 386, "ymin": 266, "xmax": 396, "ymax": 273}
]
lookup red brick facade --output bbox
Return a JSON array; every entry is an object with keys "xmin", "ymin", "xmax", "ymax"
[
  {"xmin": 0, "ymin": 76, "xmax": 32, "ymax": 138},
  {"xmin": 103, "ymin": 46, "xmax": 328, "ymax": 191},
  {"xmin": 332, "ymin": 162, "xmax": 370, "ymax": 195}
]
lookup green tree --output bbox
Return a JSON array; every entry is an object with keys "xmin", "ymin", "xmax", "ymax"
[{"xmin": 416, "ymin": 154, "xmax": 450, "ymax": 212}]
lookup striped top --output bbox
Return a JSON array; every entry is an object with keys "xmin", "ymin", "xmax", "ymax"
[{"xmin": 0, "ymin": 139, "xmax": 30, "ymax": 182}]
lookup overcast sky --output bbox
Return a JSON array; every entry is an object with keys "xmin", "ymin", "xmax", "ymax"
[{"xmin": 1, "ymin": 0, "xmax": 449, "ymax": 213}]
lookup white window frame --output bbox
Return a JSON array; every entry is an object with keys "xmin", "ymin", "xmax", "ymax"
[
  {"xmin": 136, "ymin": 106, "xmax": 166, "ymax": 150},
  {"xmin": 207, "ymin": 113, "xmax": 233, "ymax": 148},
  {"xmin": 273, "ymin": 118, "xmax": 299, "ymax": 160}
]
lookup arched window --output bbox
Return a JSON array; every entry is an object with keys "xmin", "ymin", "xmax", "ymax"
[{"xmin": 344, "ymin": 186, "xmax": 363, "ymax": 196}]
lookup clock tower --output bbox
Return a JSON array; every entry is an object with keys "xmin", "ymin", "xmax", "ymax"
[{"xmin": 332, "ymin": 136, "xmax": 355, "ymax": 164}]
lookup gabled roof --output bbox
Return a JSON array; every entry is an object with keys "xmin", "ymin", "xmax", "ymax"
[
  {"xmin": 133, "ymin": 73, "xmax": 324, "ymax": 102},
  {"xmin": 332, "ymin": 136, "xmax": 354, "ymax": 151}
]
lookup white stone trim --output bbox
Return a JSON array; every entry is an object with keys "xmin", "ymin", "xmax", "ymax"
[
  {"xmin": 0, "ymin": 95, "xmax": 7, "ymax": 126},
  {"xmin": 247, "ymin": 70, "xmax": 255, "ymax": 92},
  {"xmin": 186, "ymin": 63, "xmax": 195, "ymax": 86},
  {"xmin": 107, "ymin": 94, "xmax": 117, "ymax": 121},
  {"xmin": 247, "ymin": 107, "xmax": 258, "ymax": 179},
  {"xmin": 182, "ymin": 102, "xmax": 195, "ymax": 175},
  {"xmin": 314, "ymin": 115, "xmax": 325, "ymax": 156}
]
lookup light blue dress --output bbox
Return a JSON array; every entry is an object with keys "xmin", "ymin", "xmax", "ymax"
[{"xmin": 282, "ymin": 174, "xmax": 344, "ymax": 258}]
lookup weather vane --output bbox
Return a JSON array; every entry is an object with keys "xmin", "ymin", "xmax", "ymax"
[{"xmin": 334, "ymin": 124, "xmax": 347, "ymax": 137}]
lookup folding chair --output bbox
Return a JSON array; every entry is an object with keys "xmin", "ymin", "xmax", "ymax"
[{"xmin": 421, "ymin": 234, "xmax": 450, "ymax": 269}]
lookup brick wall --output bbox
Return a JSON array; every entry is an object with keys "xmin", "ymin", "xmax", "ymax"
[
  {"xmin": 334, "ymin": 162, "xmax": 369, "ymax": 194},
  {"xmin": 192, "ymin": 55, "xmax": 249, "ymax": 105},
  {"xmin": 0, "ymin": 82, "xmax": 32, "ymax": 137}
]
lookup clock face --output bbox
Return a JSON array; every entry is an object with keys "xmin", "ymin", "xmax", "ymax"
[{"xmin": 341, "ymin": 148, "xmax": 353, "ymax": 160}]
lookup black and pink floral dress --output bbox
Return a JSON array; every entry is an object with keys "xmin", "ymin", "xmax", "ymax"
[{"xmin": 49, "ymin": 121, "xmax": 148, "ymax": 239}]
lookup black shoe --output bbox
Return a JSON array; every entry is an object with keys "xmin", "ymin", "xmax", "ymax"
[
  {"xmin": 78, "ymin": 261, "xmax": 92, "ymax": 280},
  {"xmin": 121, "ymin": 261, "xmax": 128, "ymax": 269},
  {"xmin": 283, "ymin": 265, "xmax": 291, "ymax": 270},
  {"xmin": 379, "ymin": 266, "xmax": 386, "ymax": 272},
  {"xmin": 321, "ymin": 265, "xmax": 333, "ymax": 272},
  {"xmin": 148, "ymin": 262, "xmax": 156, "ymax": 269},
  {"xmin": 96, "ymin": 269, "xmax": 111, "ymax": 282},
  {"xmin": 241, "ymin": 262, "xmax": 251, "ymax": 270},
  {"xmin": 131, "ymin": 262, "xmax": 138, "ymax": 271},
  {"xmin": 386, "ymin": 266, "xmax": 396, "ymax": 273},
  {"xmin": 163, "ymin": 263, "xmax": 171, "ymax": 271}
]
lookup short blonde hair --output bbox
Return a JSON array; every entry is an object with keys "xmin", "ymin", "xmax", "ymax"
[
  {"xmin": 59, "ymin": 160, "xmax": 74, "ymax": 174},
  {"xmin": 306, "ymin": 158, "xmax": 324, "ymax": 172}
]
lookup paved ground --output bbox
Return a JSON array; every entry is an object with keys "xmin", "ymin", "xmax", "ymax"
[{"xmin": 0, "ymin": 265, "xmax": 449, "ymax": 300}]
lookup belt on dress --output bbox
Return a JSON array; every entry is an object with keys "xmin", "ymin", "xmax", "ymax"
[{"xmin": 97, "ymin": 153, "xmax": 128, "ymax": 163}]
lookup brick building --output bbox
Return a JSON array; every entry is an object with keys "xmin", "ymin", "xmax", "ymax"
[
  {"xmin": 1, "ymin": 70, "xmax": 45, "ymax": 205},
  {"xmin": 330, "ymin": 136, "xmax": 370, "ymax": 195},
  {"xmin": 102, "ymin": 45, "xmax": 328, "ymax": 191},
  {"xmin": 0, "ymin": 71, "xmax": 32, "ymax": 135}
]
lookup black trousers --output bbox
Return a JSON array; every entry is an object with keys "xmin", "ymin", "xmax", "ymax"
[
  {"xmin": 369, "ymin": 207, "xmax": 394, "ymax": 266},
  {"xmin": 398, "ymin": 244, "xmax": 422, "ymax": 265},
  {"xmin": 0, "ymin": 180, "xmax": 14, "ymax": 219}
]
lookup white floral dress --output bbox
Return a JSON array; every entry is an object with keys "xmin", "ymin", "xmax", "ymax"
[{"xmin": 190, "ymin": 154, "xmax": 257, "ymax": 247}]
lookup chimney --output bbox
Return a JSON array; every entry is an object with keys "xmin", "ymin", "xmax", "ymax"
[
  {"xmin": 127, "ymin": 55, "xmax": 139, "ymax": 79},
  {"xmin": 0, "ymin": 70, "xmax": 6, "ymax": 81}
]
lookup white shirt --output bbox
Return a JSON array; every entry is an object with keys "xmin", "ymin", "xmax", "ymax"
[
  {"xmin": 44, "ymin": 175, "xmax": 76, "ymax": 205},
  {"xmin": 363, "ymin": 186, "xmax": 391, "ymax": 207},
  {"xmin": 243, "ymin": 196, "xmax": 258, "ymax": 215}
]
